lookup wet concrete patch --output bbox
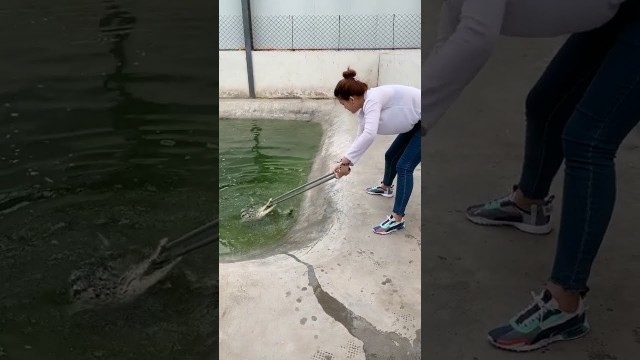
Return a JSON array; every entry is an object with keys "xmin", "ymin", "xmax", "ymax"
[{"xmin": 286, "ymin": 253, "xmax": 421, "ymax": 359}]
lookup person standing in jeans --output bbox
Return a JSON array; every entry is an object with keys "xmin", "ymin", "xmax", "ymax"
[
  {"xmin": 333, "ymin": 68, "xmax": 421, "ymax": 235},
  {"xmin": 424, "ymin": 0, "xmax": 640, "ymax": 352}
]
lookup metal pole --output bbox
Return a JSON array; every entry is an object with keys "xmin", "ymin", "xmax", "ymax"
[
  {"xmin": 241, "ymin": 0, "xmax": 255, "ymax": 98},
  {"xmin": 392, "ymin": 14, "xmax": 396, "ymax": 49},
  {"xmin": 338, "ymin": 15, "xmax": 341, "ymax": 50}
]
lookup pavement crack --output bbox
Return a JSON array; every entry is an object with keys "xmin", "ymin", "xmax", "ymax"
[{"xmin": 285, "ymin": 253, "xmax": 421, "ymax": 359}]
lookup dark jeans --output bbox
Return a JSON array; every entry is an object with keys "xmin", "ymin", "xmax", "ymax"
[
  {"xmin": 382, "ymin": 121, "xmax": 422, "ymax": 217},
  {"xmin": 518, "ymin": 0, "xmax": 640, "ymax": 291}
]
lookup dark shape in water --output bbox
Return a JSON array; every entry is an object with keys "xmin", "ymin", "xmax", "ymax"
[
  {"xmin": 68, "ymin": 237, "xmax": 180, "ymax": 313},
  {"xmin": 240, "ymin": 199, "xmax": 276, "ymax": 222},
  {"xmin": 240, "ymin": 172, "xmax": 334, "ymax": 222},
  {"xmin": 69, "ymin": 220, "xmax": 217, "ymax": 312},
  {"xmin": 240, "ymin": 201, "xmax": 295, "ymax": 222}
]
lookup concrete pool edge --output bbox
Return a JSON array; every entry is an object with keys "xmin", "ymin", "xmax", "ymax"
[
  {"xmin": 219, "ymin": 98, "xmax": 422, "ymax": 359},
  {"xmin": 219, "ymin": 99, "xmax": 346, "ymax": 263}
]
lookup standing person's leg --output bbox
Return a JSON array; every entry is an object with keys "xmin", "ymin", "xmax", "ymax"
[
  {"xmin": 465, "ymin": 16, "xmax": 627, "ymax": 234},
  {"xmin": 549, "ymin": 14, "xmax": 640, "ymax": 312},
  {"xmin": 374, "ymin": 125, "xmax": 421, "ymax": 235},
  {"xmin": 365, "ymin": 130, "xmax": 412, "ymax": 197},
  {"xmin": 488, "ymin": 4, "xmax": 640, "ymax": 352},
  {"xmin": 393, "ymin": 127, "xmax": 422, "ymax": 217}
]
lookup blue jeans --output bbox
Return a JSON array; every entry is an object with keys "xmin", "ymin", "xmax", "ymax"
[
  {"xmin": 382, "ymin": 121, "xmax": 422, "ymax": 217},
  {"xmin": 518, "ymin": 1, "xmax": 640, "ymax": 292}
]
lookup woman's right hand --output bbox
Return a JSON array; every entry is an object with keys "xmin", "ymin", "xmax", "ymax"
[{"xmin": 333, "ymin": 163, "xmax": 351, "ymax": 178}]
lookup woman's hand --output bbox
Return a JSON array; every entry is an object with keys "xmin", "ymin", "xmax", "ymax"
[{"xmin": 333, "ymin": 162, "xmax": 351, "ymax": 179}]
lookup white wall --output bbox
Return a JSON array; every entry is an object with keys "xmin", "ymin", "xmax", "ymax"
[
  {"xmin": 219, "ymin": 50, "xmax": 420, "ymax": 98},
  {"xmin": 378, "ymin": 52, "xmax": 421, "ymax": 88},
  {"xmin": 219, "ymin": 0, "xmax": 242, "ymax": 15},
  {"xmin": 219, "ymin": 52, "xmax": 249, "ymax": 97},
  {"xmin": 252, "ymin": 51, "xmax": 381, "ymax": 98}
]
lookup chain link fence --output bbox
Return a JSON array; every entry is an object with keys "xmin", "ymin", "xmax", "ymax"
[
  {"xmin": 220, "ymin": 15, "xmax": 245, "ymax": 50},
  {"xmin": 219, "ymin": 14, "xmax": 420, "ymax": 50}
]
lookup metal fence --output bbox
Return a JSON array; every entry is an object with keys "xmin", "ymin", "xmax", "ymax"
[{"xmin": 219, "ymin": 14, "xmax": 421, "ymax": 50}]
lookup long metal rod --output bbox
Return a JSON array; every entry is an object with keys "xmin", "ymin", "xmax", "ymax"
[
  {"xmin": 269, "ymin": 172, "xmax": 334, "ymax": 203},
  {"xmin": 149, "ymin": 220, "xmax": 218, "ymax": 268},
  {"xmin": 164, "ymin": 219, "xmax": 218, "ymax": 250},
  {"xmin": 268, "ymin": 175, "xmax": 334, "ymax": 207},
  {"xmin": 241, "ymin": 0, "xmax": 255, "ymax": 98},
  {"xmin": 161, "ymin": 235, "xmax": 217, "ymax": 260}
]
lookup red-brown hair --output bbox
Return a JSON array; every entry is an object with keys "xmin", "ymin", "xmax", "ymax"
[{"xmin": 333, "ymin": 68, "xmax": 368, "ymax": 100}]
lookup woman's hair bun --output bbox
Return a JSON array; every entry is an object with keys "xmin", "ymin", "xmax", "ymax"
[{"xmin": 342, "ymin": 68, "xmax": 357, "ymax": 80}]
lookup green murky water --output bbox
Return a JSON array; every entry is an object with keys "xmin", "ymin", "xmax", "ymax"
[
  {"xmin": 219, "ymin": 119, "xmax": 323, "ymax": 256},
  {"xmin": 0, "ymin": 1, "xmax": 216, "ymax": 359}
]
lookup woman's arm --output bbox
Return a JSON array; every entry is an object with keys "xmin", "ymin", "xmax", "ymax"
[
  {"xmin": 422, "ymin": 0, "xmax": 508, "ymax": 132},
  {"xmin": 343, "ymin": 100, "xmax": 382, "ymax": 165}
]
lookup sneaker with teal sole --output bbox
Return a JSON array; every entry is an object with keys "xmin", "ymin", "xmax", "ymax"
[
  {"xmin": 365, "ymin": 184, "xmax": 394, "ymax": 198},
  {"xmin": 466, "ymin": 185, "xmax": 554, "ymax": 235},
  {"xmin": 487, "ymin": 289, "xmax": 590, "ymax": 352},
  {"xmin": 373, "ymin": 215, "xmax": 405, "ymax": 235}
]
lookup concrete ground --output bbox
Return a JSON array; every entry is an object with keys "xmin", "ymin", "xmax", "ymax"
[
  {"xmin": 219, "ymin": 99, "xmax": 422, "ymax": 359},
  {"xmin": 423, "ymin": 31, "xmax": 640, "ymax": 360}
]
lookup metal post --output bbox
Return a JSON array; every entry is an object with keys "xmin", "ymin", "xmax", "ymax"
[
  {"xmin": 392, "ymin": 14, "xmax": 396, "ymax": 49},
  {"xmin": 240, "ymin": 0, "xmax": 255, "ymax": 98},
  {"xmin": 338, "ymin": 15, "xmax": 341, "ymax": 50}
]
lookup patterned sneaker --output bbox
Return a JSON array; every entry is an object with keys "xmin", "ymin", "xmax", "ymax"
[
  {"xmin": 488, "ymin": 289, "xmax": 590, "ymax": 352},
  {"xmin": 466, "ymin": 186, "xmax": 554, "ymax": 235},
  {"xmin": 373, "ymin": 215, "xmax": 405, "ymax": 235},
  {"xmin": 365, "ymin": 184, "xmax": 394, "ymax": 198}
]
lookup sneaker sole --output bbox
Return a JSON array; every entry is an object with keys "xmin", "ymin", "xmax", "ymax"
[
  {"xmin": 372, "ymin": 226, "xmax": 404, "ymax": 235},
  {"xmin": 365, "ymin": 190, "xmax": 394, "ymax": 198},
  {"xmin": 466, "ymin": 213, "xmax": 552, "ymax": 235},
  {"xmin": 487, "ymin": 321, "xmax": 590, "ymax": 352}
]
